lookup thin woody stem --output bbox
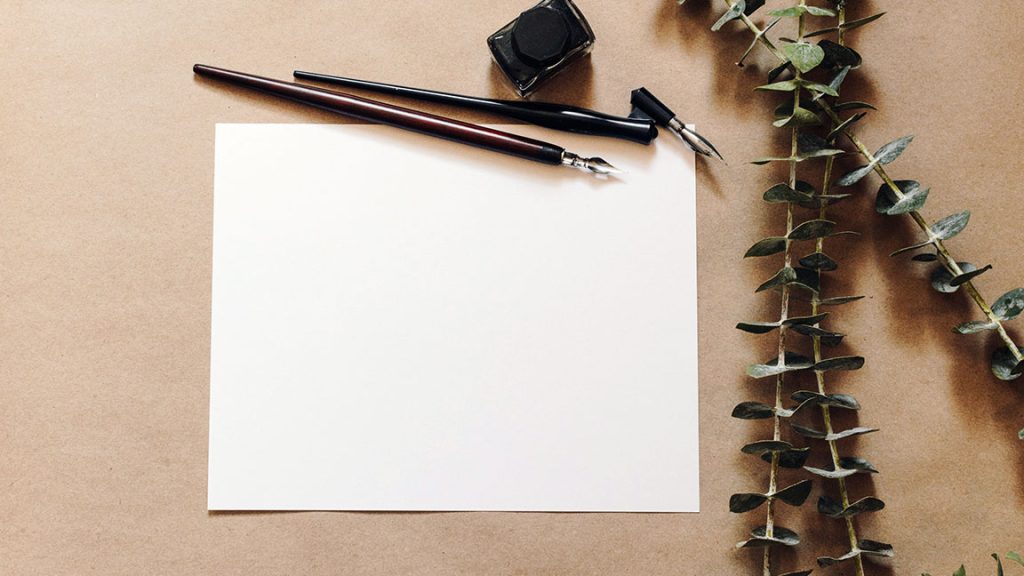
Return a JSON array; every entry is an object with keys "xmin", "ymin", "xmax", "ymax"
[
  {"xmin": 808, "ymin": 9, "xmax": 867, "ymax": 576},
  {"xmin": 719, "ymin": 0, "xmax": 1023, "ymax": 364}
]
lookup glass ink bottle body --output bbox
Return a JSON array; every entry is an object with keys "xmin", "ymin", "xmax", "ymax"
[{"xmin": 487, "ymin": 0, "xmax": 596, "ymax": 97}]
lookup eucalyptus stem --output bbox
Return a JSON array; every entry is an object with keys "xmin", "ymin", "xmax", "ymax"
[
  {"xmin": 721, "ymin": 0, "xmax": 1024, "ymax": 367},
  {"xmin": 808, "ymin": 10, "xmax": 867, "ymax": 576}
]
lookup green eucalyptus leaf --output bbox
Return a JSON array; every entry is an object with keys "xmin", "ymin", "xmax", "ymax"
[
  {"xmin": 712, "ymin": 0, "xmax": 746, "ymax": 31},
  {"xmin": 774, "ymin": 479, "xmax": 813, "ymax": 506},
  {"xmin": 745, "ymin": 236, "xmax": 788, "ymax": 258},
  {"xmin": 739, "ymin": 525, "xmax": 801, "ymax": 548},
  {"xmin": 995, "ymin": 553, "xmax": 1005, "ymax": 576},
  {"xmin": 805, "ymin": 457, "xmax": 878, "ymax": 478},
  {"xmin": 779, "ymin": 571, "xmax": 813, "ymax": 576},
  {"xmin": 805, "ymin": 5, "xmax": 836, "ymax": 16},
  {"xmin": 775, "ymin": 105, "xmax": 823, "ymax": 128},
  {"xmin": 991, "ymin": 347, "xmax": 1024, "ymax": 381},
  {"xmin": 763, "ymin": 447, "xmax": 811, "ymax": 468},
  {"xmin": 747, "ymin": 352, "xmax": 814, "ymax": 378},
  {"xmin": 789, "ymin": 219, "xmax": 836, "ymax": 241},
  {"xmin": 839, "ymin": 456, "xmax": 878, "ymax": 473},
  {"xmin": 818, "ymin": 295, "xmax": 864, "ymax": 306},
  {"xmin": 741, "ymin": 440, "xmax": 794, "ymax": 454},
  {"xmin": 1007, "ymin": 552, "xmax": 1024, "ymax": 566},
  {"xmin": 931, "ymin": 262, "xmax": 977, "ymax": 293},
  {"xmin": 756, "ymin": 266, "xmax": 797, "ymax": 292},
  {"xmin": 953, "ymin": 566, "xmax": 967, "ymax": 576},
  {"xmin": 793, "ymin": 424, "xmax": 878, "ymax": 441},
  {"xmin": 805, "ymin": 12, "xmax": 887, "ymax": 38},
  {"xmin": 791, "ymin": 324, "xmax": 845, "ymax": 346},
  {"xmin": 859, "ymin": 540, "xmax": 895, "ymax": 558},
  {"xmin": 912, "ymin": 253, "xmax": 939, "ymax": 262},
  {"xmin": 876, "ymin": 180, "xmax": 930, "ymax": 215},
  {"xmin": 732, "ymin": 401, "xmax": 775, "ymax": 419},
  {"xmin": 891, "ymin": 239, "xmax": 935, "ymax": 257},
  {"xmin": 769, "ymin": 5, "xmax": 807, "ymax": 17},
  {"xmin": 953, "ymin": 320, "xmax": 997, "ymax": 335},
  {"xmin": 818, "ymin": 495, "xmax": 885, "ymax": 518},
  {"xmin": 833, "ymin": 101, "xmax": 877, "ymax": 112},
  {"xmin": 792, "ymin": 390, "xmax": 860, "ymax": 410},
  {"xmin": 729, "ymin": 492, "xmax": 768, "ymax": 513},
  {"xmin": 992, "ymin": 288, "xmax": 1024, "ymax": 321},
  {"xmin": 767, "ymin": 62, "xmax": 791, "ymax": 83},
  {"xmin": 949, "ymin": 264, "xmax": 992, "ymax": 287},
  {"xmin": 827, "ymin": 112, "xmax": 866, "ymax": 141},
  {"xmin": 756, "ymin": 79, "xmax": 801, "ymax": 92},
  {"xmin": 799, "ymin": 251, "xmax": 838, "ymax": 271},
  {"xmin": 814, "ymin": 355, "xmax": 865, "ymax": 371},
  {"xmin": 932, "ymin": 211, "xmax": 971, "ymax": 240},
  {"xmin": 736, "ymin": 321, "xmax": 780, "ymax": 334},
  {"xmin": 819, "ymin": 40, "xmax": 862, "ymax": 70},
  {"xmin": 837, "ymin": 164, "xmax": 876, "ymax": 187},
  {"xmin": 783, "ymin": 313, "xmax": 829, "ymax": 326},
  {"xmin": 744, "ymin": 0, "xmax": 766, "ymax": 15},
  {"xmin": 875, "ymin": 135, "xmax": 914, "ymax": 164},
  {"xmin": 817, "ymin": 550, "xmax": 861, "ymax": 567},
  {"xmin": 764, "ymin": 182, "xmax": 814, "ymax": 203},
  {"xmin": 783, "ymin": 42, "xmax": 825, "ymax": 73},
  {"xmin": 792, "ymin": 267, "xmax": 821, "ymax": 293}
]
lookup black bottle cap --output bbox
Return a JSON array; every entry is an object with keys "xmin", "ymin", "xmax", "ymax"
[{"xmin": 511, "ymin": 6, "xmax": 571, "ymax": 67}]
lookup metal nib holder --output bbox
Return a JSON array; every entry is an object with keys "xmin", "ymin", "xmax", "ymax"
[{"xmin": 629, "ymin": 87, "xmax": 724, "ymax": 161}]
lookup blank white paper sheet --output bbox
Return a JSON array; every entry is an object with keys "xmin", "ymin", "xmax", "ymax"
[{"xmin": 208, "ymin": 123, "xmax": 699, "ymax": 512}]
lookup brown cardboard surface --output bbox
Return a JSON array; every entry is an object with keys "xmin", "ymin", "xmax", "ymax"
[{"xmin": 1, "ymin": 1, "xmax": 1022, "ymax": 574}]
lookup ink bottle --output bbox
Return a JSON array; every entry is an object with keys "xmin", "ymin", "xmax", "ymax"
[{"xmin": 487, "ymin": 0, "xmax": 596, "ymax": 97}]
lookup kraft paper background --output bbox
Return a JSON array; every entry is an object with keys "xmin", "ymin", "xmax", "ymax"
[{"xmin": 2, "ymin": 1, "xmax": 1022, "ymax": 574}]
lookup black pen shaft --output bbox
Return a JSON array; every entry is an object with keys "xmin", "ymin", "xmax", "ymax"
[{"xmin": 194, "ymin": 64, "xmax": 566, "ymax": 165}]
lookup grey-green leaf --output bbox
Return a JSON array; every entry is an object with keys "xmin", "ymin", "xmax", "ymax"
[
  {"xmin": 783, "ymin": 42, "xmax": 825, "ymax": 74},
  {"xmin": 1008, "ymin": 552, "xmax": 1024, "ymax": 566},
  {"xmin": 818, "ymin": 495, "xmax": 885, "ymax": 518},
  {"xmin": 818, "ymin": 295, "xmax": 864, "ymax": 306},
  {"xmin": 745, "ymin": 236, "xmax": 788, "ymax": 257},
  {"xmin": 949, "ymin": 264, "xmax": 992, "ymax": 287},
  {"xmin": 992, "ymin": 288, "xmax": 1024, "ymax": 321},
  {"xmin": 729, "ymin": 492, "xmax": 768, "ymax": 513},
  {"xmin": 827, "ymin": 112, "xmax": 866, "ymax": 141},
  {"xmin": 875, "ymin": 135, "xmax": 914, "ymax": 164},
  {"xmin": 732, "ymin": 401, "xmax": 775, "ymax": 419},
  {"xmin": 774, "ymin": 480, "xmax": 813, "ymax": 506},
  {"xmin": 932, "ymin": 211, "xmax": 971, "ymax": 240},
  {"xmin": 789, "ymin": 219, "xmax": 836, "ymax": 241},
  {"xmin": 764, "ymin": 183, "xmax": 814, "ymax": 204},
  {"xmin": 763, "ymin": 447, "xmax": 811, "ymax": 468},
  {"xmin": 876, "ymin": 180, "xmax": 930, "ymax": 215},
  {"xmin": 991, "ymin": 347, "xmax": 1024, "ymax": 381},
  {"xmin": 712, "ymin": 0, "xmax": 746, "ymax": 31},
  {"xmin": 953, "ymin": 320, "xmax": 997, "ymax": 335},
  {"xmin": 814, "ymin": 355, "xmax": 865, "ymax": 372},
  {"xmin": 736, "ymin": 321, "xmax": 779, "ymax": 334},
  {"xmin": 799, "ymin": 252, "xmax": 838, "ymax": 271},
  {"xmin": 741, "ymin": 440, "xmax": 794, "ymax": 455},
  {"xmin": 747, "ymin": 352, "xmax": 814, "ymax": 378},
  {"xmin": 756, "ymin": 266, "xmax": 798, "ymax": 292},
  {"xmin": 931, "ymin": 263, "xmax": 977, "ymax": 293},
  {"xmin": 805, "ymin": 12, "xmax": 886, "ymax": 37},
  {"xmin": 837, "ymin": 164, "xmax": 876, "ymax": 187}
]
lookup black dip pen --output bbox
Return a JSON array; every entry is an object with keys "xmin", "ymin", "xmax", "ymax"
[{"xmin": 193, "ymin": 65, "xmax": 621, "ymax": 176}]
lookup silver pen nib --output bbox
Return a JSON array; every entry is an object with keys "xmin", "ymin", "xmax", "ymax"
[
  {"xmin": 668, "ymin": 118, "xmax": 725, "ymax": 162},
  {"xmin": 561, "ymin": 151, "xmax": 624, "ymax": 176}
]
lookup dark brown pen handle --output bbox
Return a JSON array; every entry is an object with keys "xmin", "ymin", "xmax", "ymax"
[{"xmin": 193, "ymin": 65, "xmax": 566, "ymax": 165}]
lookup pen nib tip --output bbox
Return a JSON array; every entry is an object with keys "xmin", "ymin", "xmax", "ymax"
[
  {"xmin": 562, "ymin": 152, "xmax": 623, "ymax": 176},
  {"xmin": 585, "ymin": 157, "xmax": 623, "ymax": 176}
]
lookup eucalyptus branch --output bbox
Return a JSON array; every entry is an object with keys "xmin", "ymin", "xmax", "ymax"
[
  {"xmin": 710, "ymin": 0, "xmax": 1024, "ymax": 402},
  {"xmin": 699, "ymin": 0, "xmax": 892, "ymax": 571}
]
